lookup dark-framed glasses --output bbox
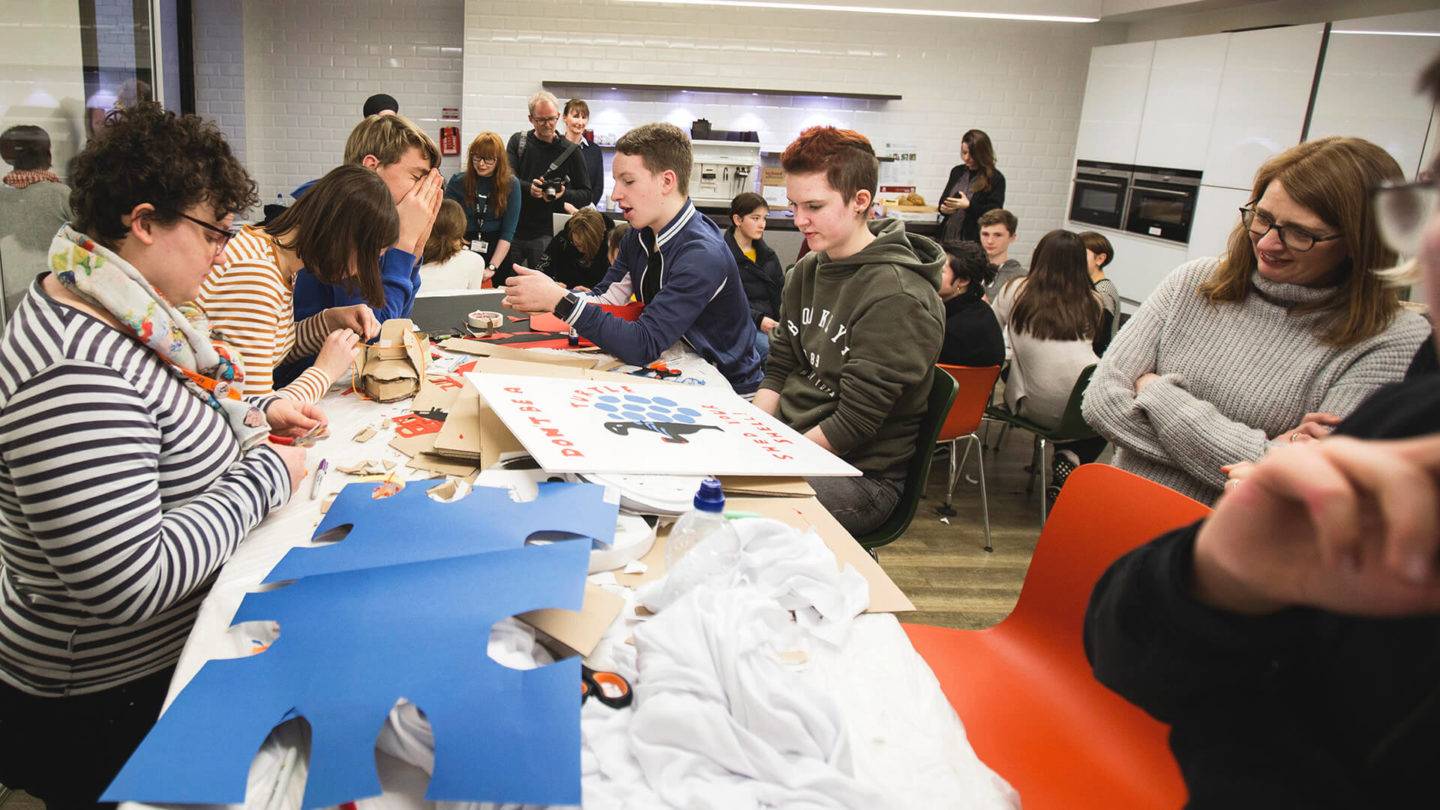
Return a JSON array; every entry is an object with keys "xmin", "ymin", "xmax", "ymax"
[
  {"xmin": 472, "ymin": 155, "xmax": 498, "ymax": 166},
  {"xmin": 175, "ymin": 211, "xmax": 239, "ymax": 253},
  {"xmin": 1239, "ymin": 206, "xmax": 1342, "ymax": 253},
  {"xmin": 1373, "ymin": 177, "xmax": 1438, "ymax": 256}
]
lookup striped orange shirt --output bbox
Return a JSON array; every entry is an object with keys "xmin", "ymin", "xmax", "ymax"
[{"xmin": 195, "ymin": 226, "xmax": 332, "ymax": 403}]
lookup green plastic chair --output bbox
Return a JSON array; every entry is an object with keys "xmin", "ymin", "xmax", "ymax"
[
  {"xmin": 984, "ymin": 364, "xmax": 1099, "ymax": 524},
  {"xmin": 856, "ymin": 367, "xmax": 958, "ymax": 553}
]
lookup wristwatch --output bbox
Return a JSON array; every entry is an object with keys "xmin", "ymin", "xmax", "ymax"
[
  {"xmin": 553, "ymin": 290, "xmax": 581, "ymax": 321},
  {"xmin": 486, "ymin": 263, "xmax": 498, "ymax": 273}
]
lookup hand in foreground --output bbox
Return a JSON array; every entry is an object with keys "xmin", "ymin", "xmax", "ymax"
[
  {"xmin": 267, "ymin": 441, "xmax": 309, "ymax": 496},
  {"xmin": 760, "ymin": 316, "xmax": 779, "ymax": 335},
  {"xmin": 265, "ymin": 399, "xmax": 327, "ymax": 437},
  {"xmin": 324, "ymin": 303, "xmax": 380, "ymax": 340},
  {"xmin": 529, "ymin": 177, "xmax": 547, "ymax": 199},
  {"xmin": 1193, "ymin": 435, "xmax": 1440, "ymax": 617},
  {"xmin": 315, "ymin": 329, "xmax": 362, "ymax": 380},
  {"xmin": 502, "ymin": 265, "xmax": 568, "ymax": 313}
]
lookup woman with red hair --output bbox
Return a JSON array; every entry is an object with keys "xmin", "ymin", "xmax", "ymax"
[{"xmin": 444, "ymin": 131, "xmax": 522, "ymax": 283}]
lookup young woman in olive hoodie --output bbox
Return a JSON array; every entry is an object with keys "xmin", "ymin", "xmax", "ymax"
[{"xmin": 754, "ymin": 127, "xmax": 945, "ymax": 536}]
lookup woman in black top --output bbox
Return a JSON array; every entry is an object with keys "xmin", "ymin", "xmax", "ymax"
[
  {"xmin": 562, "ymin": 98, "xmax": 605, "ymax": 210},
  {"xmin": 724, "ymin": 192, "xmax": 784, "ymax": 342},
  {"xmin": 938, "ymin": 129, "xmax": 1006, "ymax": 244},
  {"xmin": 537, "ymin": 208, "xmax": 612, "ymax": 289}
]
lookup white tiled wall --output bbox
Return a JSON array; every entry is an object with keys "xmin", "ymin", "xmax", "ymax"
[
  {"xmin": 193, "ymin": 0, "xmax": 466, "ymax": 215},
  {"xmin": 463, "ymin": 0, "xmax": 1120, "ymax": 264}
]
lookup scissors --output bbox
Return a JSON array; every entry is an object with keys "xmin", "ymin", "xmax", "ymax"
[
  {"xmin": 581, "ymin": 666, "xmax": 632, "ymax": 709},
  {"xmin": 268, "ymin": 422, "xmax": 326, "ymax": 447}
]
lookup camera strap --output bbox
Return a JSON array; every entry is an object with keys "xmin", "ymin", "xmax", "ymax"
[{"xmin": 546, "ymin": 139, "xmax": 581, "ymax": 176}]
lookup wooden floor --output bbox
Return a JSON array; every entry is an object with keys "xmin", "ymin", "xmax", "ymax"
[{"xmin": 880, "ymin": 425, "xmax": 1055, "ymax": 630}]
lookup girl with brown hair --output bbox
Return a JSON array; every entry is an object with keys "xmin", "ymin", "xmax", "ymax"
[
  {"xmin": 444, "ymin": 131, "xmax": 521, "ymax": 283},
  {"xmin": 536, "ymin": 207, "xmax": 613, "ymax": 289},
  {"xmin": 993, "ymin": 229, "xmax": 1109, "ymax": 428},
  {"xmin": 1082, "ymin": 136, "xmax": 1430, "ymax": 505},
  {"xmin": 419, "ymin": 199, "xmax": 490, "ymax": 291},
  {"xmin": 197, "ymin": 164, "xmax": 400, "ymax": 403},
  {"xmin": 938, "ymin": 128, "xmax": 1006, "ymax": 243}
]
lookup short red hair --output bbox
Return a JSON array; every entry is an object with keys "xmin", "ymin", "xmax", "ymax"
[{"xmin": 780, "ymin": 126, "xmax": 878, "ymax": 203}]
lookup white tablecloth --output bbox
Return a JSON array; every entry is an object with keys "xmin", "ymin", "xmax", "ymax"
[{"xmin": 120, "ymin": 349, "xmax": 1017, "ymax": 810}]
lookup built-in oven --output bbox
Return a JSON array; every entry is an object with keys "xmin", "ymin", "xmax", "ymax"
[
  {"xmin": 1068, "ymin": 160, "xmax": 1131, "ymax": 230},
  {"xmin": 1125, "ymin": 167, "xmax": 1202, "ymax": 244}
]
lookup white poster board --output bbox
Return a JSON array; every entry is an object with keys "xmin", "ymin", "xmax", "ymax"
[{"xmin": 468, "ymin": 373, "xmax": 861, "ymax": 477}]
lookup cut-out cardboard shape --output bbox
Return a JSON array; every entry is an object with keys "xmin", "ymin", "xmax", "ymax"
[
  {"xmin": 265, "ymin": 480, "xmax": 617, "ymax": 584},
  {"xmin": 102, "ymin": 542, "xmax": 590, "ymax": 808}
]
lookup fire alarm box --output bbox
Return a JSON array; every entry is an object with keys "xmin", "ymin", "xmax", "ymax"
[{"xmin": 439, "ymin": 126, "xmax": 460, "ymax": 157}]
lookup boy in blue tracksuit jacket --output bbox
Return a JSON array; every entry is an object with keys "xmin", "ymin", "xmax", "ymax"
[{"xmin": 503, "ymin": 123, "xmax": 763, "ymax": 394}]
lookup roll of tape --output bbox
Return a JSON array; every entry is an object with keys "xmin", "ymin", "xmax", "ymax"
[{"xmin": 467, "ymin": 310, "xmax": 503, "ymax": 330}]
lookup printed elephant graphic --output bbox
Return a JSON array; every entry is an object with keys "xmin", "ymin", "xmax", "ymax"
[{"xmin": 591, "ymin": 393, "xmax": 721, "ymax": 444}]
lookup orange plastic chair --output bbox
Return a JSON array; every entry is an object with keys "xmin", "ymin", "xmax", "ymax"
[
  {"xmin": 934, "ymin": 364, "xmax": 1002, "ymax": 552},
  {"xmin": 904, "ymin": 464, "xmax": 1210, "ymax": 809}
]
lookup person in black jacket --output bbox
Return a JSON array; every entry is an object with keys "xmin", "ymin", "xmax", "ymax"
[
  {"xmin": 938, "ymin": 129, "xmax": 1005, "ymax": 244},
  {"xmin": 537, "ymin": 208, "xmax": 612, "ymax": 290},
  {"xmin": 506, "ymin": 91, "xmax": 592, "ymax": 270},
  {"xmin": 937, "ymin": 241, "xmax": 1003, "ymax": 368},
  {"xmin": 724, "ymin": 192, "xmax": 784, "ymax": 354},
  {"xmin": 1085, "ymin": 60, "xmax": 1440, "ymax": 807},
  {"xmin": 562, "ymin": 98, "xmax": 606, "ymax": 212}
]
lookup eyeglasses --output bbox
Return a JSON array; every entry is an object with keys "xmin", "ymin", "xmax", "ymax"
[
  {"xmin": 1372, "ymin": 177, "xmax": 1438, "ymax": 256},
  {"xmin": 530, "ymin": 115, "xmax": 560, "ymax": 125},
  {"xmin": 1239, "ymin": 206, "xmax": 1342, "ymax": 253},
  {"xmin": 172, "ymin": 211, "xmax": 239, "ymax": 254},
  {"xmin": 472, "ymin": 156, "xmax": 497, "ymax": 165}
]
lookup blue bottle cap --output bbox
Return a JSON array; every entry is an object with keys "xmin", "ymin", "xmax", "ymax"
[{"xmin": 693, "ymin": 476, "xmax": 725, "ymax": 512}]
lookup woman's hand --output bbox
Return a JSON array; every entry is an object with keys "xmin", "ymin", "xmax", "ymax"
[
  {"xmin": 265, "ymin": 399, "xmax": 327, "ymax": 437},
  {"xmin": 1135, "ymin": 372, "xmax": 1162, "ymax": 393},
  {"xmin": 397, "ymin": 169, "xmax": 443, "ymax": 256},
  {"xmin": 939, "ymin": 196, "xmax": 963, "ymax": 215},
  {"xmin": 1275, "ymin": 411, "xmax": 1342, "ymax": 445},
  {"xmin": 1193, "ymin": 435, "xmax": 1440, "ymax": 617},
  {"xmin": 324, "ymin": 304, "xmax": 380, "ymax": 340},
  {"xmin": 315, "ymin": 329, "xmax": 361, "ymax": 380},
  {"xmin": 760, "ymin": 316, "xmax": 779, "ymax": 334},
  {"xmin": 267, "ymin": 441, "xmax": 309, "ymax": 496}
]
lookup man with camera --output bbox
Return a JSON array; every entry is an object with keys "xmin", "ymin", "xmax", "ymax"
[{"xmin": 505, "ymin": 91, "xmax": 592, "ymax": 284}]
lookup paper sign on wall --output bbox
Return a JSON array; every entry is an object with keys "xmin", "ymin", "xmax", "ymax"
[{"xmin": 467, "ymin": 373, "xmax": 860, "ymax": 477}]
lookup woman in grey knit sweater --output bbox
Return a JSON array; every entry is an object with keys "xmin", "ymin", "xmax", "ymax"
[{"xmin": 1083, "ymin": 137, "xmax": 1429, "ymax": 504}]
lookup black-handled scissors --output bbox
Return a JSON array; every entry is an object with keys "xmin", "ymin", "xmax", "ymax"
[{"xmin": 581, "ymin": 666, "xmax": 633, "ymax": 709}]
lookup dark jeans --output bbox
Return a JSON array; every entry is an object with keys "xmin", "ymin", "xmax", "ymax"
[
  {"xmin": 0, "ymin": 666, "xmax": 175, "ymax": 809},
  {"xmin": 806, "ymin": 474, "xmax": 903, "ymax": 537},
  {"xmin": 1056, "ymin": 435, "xmax": 1108, "ymax": 464},
  {"xmin": 506, "ymin": 235, "xmax": 551, "ymax": 287}
]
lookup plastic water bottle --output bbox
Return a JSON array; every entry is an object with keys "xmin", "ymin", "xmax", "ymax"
[{"xmin": 664, "ymin": 477, "xmax": 738, "ymax": 569}]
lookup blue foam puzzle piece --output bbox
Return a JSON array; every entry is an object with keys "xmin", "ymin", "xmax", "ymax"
[
  {"xmin": 264, "ymin": 480, "xmax": 617, "ymax": 584},
  {"xmin": 102, "ymin": 541, "xmax": 589, "ymax": 808}
]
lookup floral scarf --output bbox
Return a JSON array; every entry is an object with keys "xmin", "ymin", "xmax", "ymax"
[
  {"xmin": 3, "ymin": 169, "xmax": 62, "ymax": 190},
  {"xmin": 48, "ymin": 225, "xmax": 269, "ymax": 450}
]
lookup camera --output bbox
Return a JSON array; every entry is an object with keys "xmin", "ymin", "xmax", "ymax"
[{"xmin": 541, "ymin": 172, "xmax": 569, "ymax": 202}]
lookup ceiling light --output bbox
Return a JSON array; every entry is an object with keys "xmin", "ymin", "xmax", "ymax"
[
  {"xmin": 615, "ymin": 0, "xmax": 1098, "ymax": 23},
  {"xmin": 1332, "ymin": 29, "xmax": 1440, "ymax": 37}
]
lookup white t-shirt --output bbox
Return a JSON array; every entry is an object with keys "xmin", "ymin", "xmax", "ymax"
[{"xmin": 418, "ymin": 249, "xmax": 488, "ymax": 294}]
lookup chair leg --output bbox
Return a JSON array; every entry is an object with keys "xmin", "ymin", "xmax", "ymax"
[
  {"xmin": 991, "ymin": 423, "xmax": 1010, "ymax": 454},
  {"xmin": 936, "ymin": 439, "xmax": 959, "ymax": 517},
  {"xmin": 867, "ymin": 548, "xmax": 879, "ymax": 563},
  {"xmin": 1025, "ymin": 435, "xmax": 1040, "ymax": 493},
  {"xmin": 1038, "ymin": 437, "xmax": 1050, "ymax": 525},
  {"xmin": 971, "ymin": 433, "xmax": 992, "ymax": 553}
]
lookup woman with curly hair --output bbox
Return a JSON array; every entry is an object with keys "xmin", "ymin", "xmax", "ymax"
[
  {"xmin": 0, "ymin": 103, "xmax": 313, "ymax": 806},
  {"xmin": 444, "ymin": 130, "xmax": 521, "ymax": 283}
]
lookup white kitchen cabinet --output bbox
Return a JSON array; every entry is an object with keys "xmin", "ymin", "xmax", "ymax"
[
  {"xmin": 1307, "ymin": 10, "xmax": 1440, "ymax": 178},
  {"xmin": 1135, "ymin": 34, "xmax": 1229, "ymax": 171},
  {"xmin": 1202, "ymin": 24, "xmax": 1325, "ymax": 190},
  {"xmin": 1071, "ymin": 224, "xmax": 1189, "ymax": 308},
  {"xmin": 1187, "ymin": 185, "xmax": 1251, "ymax": 263},
  {"xmin": 1074, "ymin": 41, "xmax": 1155, "ymax": 165}
]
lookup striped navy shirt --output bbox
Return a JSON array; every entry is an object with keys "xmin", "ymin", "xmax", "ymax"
[{"xmin": 0, "ymin": 281, "xmax": 291, "ymax": 696}]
